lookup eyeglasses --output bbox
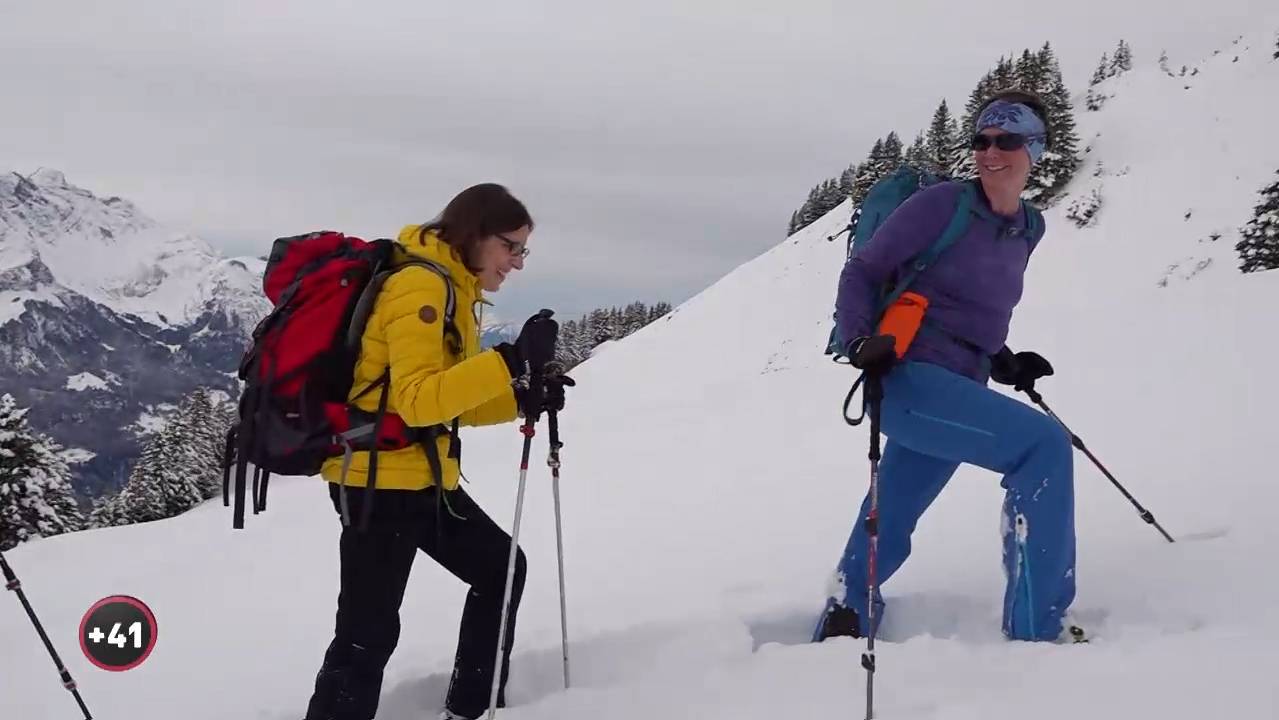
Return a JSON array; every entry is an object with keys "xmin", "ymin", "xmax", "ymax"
[
  {"xmin": 969, "ymin": 132, "xmax": 1041, "ymax": 152},
  {"xmin": 495, "ymin": 233, "xmax": 530, "ymax": 259}
]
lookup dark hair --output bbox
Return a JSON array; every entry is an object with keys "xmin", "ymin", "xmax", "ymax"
[
  {"xmin": 979, "ymin": 88, "xmax": 1053, "ymax": 148},
  {"xmin": 419, "ymin": 183, "xmax": 534, "ymax": 271}
]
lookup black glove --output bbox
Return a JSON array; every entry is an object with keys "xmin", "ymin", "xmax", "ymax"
[
  {"xmin": 515, "ymin": 309, "xmax": 558, "ymax": 377},
  {"xmin": 846, "ymin": 334, "xmax": 898, "ymax": 375},
  {"xmin": 517, "ymin": 376, "xmax": 546, "ymax": 420},
  {"xmin": 513, "ymin": 366, "xmax": 576, "ymax": 420},
  {"xmin": 542, "ymin": 371, "xmax": 576, "ymax": 413},
  {"xmin": 494, "ymin": 342, "xmax": 522, "ymax": 379},
  {"xmin": 989, "ymin": 347, "xmax": 1054, "ymax": 391}
]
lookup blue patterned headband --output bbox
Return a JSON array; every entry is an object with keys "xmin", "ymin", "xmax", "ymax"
[{"xmin": 976, "ymin": 100, "xmax": 1047, "ymax": 164}]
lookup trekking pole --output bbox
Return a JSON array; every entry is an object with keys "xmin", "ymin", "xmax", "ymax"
[
  {"xmin": 488, "ymin": 393, "xmax": 538, "ymax": 720},
  {"xmin": 1, "ymin": 551, "xmax": 93, "ymax": 720},
  {"xmin": 546, "ymin": 408, "xmax": 571, "ymax": 690},
  {"xmin": 861, "ymin": 371, "xmax": 884, "ymax": 720},
  {"xmin": 1021, "ymin": 386, "xmax": 1175, "ymax": 543}
]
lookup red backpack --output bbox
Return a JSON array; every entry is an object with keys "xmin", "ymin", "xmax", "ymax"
[{"xmin": 223, "ymin": 230, "xmax": 461, "ymax": 530}]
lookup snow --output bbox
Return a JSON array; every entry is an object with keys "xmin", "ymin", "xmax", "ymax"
[
  {"xmin": 130, "ymin": 407, "xmax": 175, "ymax": 436},
  {"xmin": 57, "ymin": 448, "xmax": 96, "ymax": 464},
  {"xmin": 0, "ymin": 288, "xmax": 64, "ymax": 326},
  {"xmin": 0, "ymin": 171, "xmax": 267, "ymax": 333},
  {"xmin": 588, "ymin": 339, "xmax": 618, "ymax": 357},
  {"xmin": 4, "ymin": 24, "xmax": 1279, "ymax": 720},
  {"xmin": 64, "ymin": 372, "xmax": 110, "ymax": 392}
]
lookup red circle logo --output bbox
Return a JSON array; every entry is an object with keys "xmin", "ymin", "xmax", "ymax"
[{"xmin": 78, "ymin": 595, "xmax": 158, "ymax": 671}]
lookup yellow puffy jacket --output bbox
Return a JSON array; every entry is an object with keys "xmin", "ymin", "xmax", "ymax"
[{"xmin": 319, "ymin": 225, "xmax": 519, "ymax": 491}]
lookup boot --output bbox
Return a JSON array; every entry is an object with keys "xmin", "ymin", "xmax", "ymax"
[{"xmin": 816, "ymin": 604, "xmax": 862, "ymax": 640}]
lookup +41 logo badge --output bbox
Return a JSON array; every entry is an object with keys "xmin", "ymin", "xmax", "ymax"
[{"xmin": 79, "ymin": 595, "xmax": 158, "ymax": 671}]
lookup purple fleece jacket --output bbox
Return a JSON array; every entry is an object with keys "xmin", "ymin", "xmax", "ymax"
[{"xmin": 835, "ymin": 180, "xmax": 1045, "ymax": 381}]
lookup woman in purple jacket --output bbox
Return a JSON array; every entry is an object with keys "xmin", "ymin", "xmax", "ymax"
[{"xmin": 815, "ymin": 91, "xmax": 1080, "ymax": 643}]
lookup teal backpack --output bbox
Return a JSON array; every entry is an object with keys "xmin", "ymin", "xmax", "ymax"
[{"xmin": 823, "ymin": 165, "xmax": 1043, "ymax": 361}]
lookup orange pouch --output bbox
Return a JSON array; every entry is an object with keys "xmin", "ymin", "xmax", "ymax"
[{"xmin": 876, "ymin": 291, "xmax": 930, "ymax": 358}]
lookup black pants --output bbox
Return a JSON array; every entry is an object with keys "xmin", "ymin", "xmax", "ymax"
[{"xmin": 304, "ymin": 484, "xmax": 527, "ymax": 720}]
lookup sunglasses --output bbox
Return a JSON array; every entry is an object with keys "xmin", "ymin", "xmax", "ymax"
[
  {"xmin": 969, "ymin": 133, "xmax": 1040, "ymax": 152},
  {"xmin": 495, "ymin": 233, "xmax": 530, "ymax": 259}
]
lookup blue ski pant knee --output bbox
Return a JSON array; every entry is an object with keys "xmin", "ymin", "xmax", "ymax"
[{"xmin": 821, "ymin": 361, "xmax": 1076, "ymax": 641}]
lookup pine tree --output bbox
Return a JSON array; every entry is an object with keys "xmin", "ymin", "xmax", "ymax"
[
  {"xmin": 179, "ymin": 388, "xmax": 232, "ymax": 501},
  {"xmin": 1236, "ymin": 171, "xmax": 1279, "ymax": 273},
  {"xmin": 1029, "ymin": 53, "xmax": 1083, "ymax": 203},
  {"xmin": 1085, "ymin": 87, "xmax": 1105, "ymax": 112},
  {"xmin": 1111, "ymin": 40, "xmax": 1134, "ymax": 75},
  {"xmin": 588, "ymin": 308, "xmax": 613, "ymax": 344},
  {"xmin": 838, "ymin": 164, "xmax": 856, "ymax": 198},
  {"xmin": 88, "ymin": 396, "xmax": 216, "ymax": 528},
  {"xmin": 1159, "ymin": 49, "xmax": 1171, "ymax": 75},
  {"xmin": 816, "ymin": 179, "xmax": 839, "ymax": 217},
  {"xmin": 847, "ymin": 134, "xmax": 909, "ymax": 207},
  {"xmin": 624, "ymin": 302, "xmax": 647, "ymax": 335},
  {"xmin": 799, "ymin": 184, "xmax": 823, "ymax": 228},
  {"xmin": 560, "ymin": 319, "xmax": 577, "ymax": 364},
  {"xmin": 880, "ymin": 132, "xmax": 904, "ymax": 168},
  {"xmin": 925, "ymin": 100, "xmax": 960, "ymax": 177},
  {"xmin": 555, "ymin": 319, "xmax": 584, "ymax": 367},
  {"xmin": 1091, "ymin": 53, "xmax": 1110, "ymax": 85},
  {"xmin": 991, "ymin": 56, "xmax": 1016, "ymax": 91},
  {"xmin": 552, "ymin": 301, "xmax": 673, "ymax": 370},
  {"xmin": 613, "ymin": 307, "xmax": 627, "ymax": 336},
  {"xmin": 1016, "ymin": 48, "xmax": 1048, "ymax": 97},
  {"xmin": 0, "ymin": 394, "xmax": 85, "ymax": 550},
  {"xmin": 1033, "ymin": 43, "xmax": 1060, "ymax": 96},
  {"xmin": 851, "ymin": 139, "xmax": 886, "ymax": 206},
  {"xmin": 903, "ymin": 132, "xmax": 929, "ymax": 169},
  {"xmin": 91, "ymin": 438, "xmax": 164, "ymax": 527}
]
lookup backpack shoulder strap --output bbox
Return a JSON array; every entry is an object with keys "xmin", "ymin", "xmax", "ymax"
[
  {"xmin": 343, "ymin": 248, "xmax": 461, "ymax": 354},
  {"xmin": 386, "ymin": 256, "xmax": 463, "ymax": 357},
  {"xmin": 393, "ymin": 258, "xmax": 457, "ymax": 325},
  {"xmin": 875, "ymin": 181, "xmax": 976, "ymax": 314},
  {"xmin": 1024, "ymin": 205, "xmax": 1045, "ymax": 254}
]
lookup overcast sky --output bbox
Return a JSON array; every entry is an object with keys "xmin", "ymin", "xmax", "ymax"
[{"xmin": 2, "ymin": 0, "xmax": 1269, "ymax": 323}]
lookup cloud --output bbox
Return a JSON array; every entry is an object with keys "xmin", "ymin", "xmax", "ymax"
[{"xmin": 3, "ymin": 0, "xmax": 1274, "ymax": 321}]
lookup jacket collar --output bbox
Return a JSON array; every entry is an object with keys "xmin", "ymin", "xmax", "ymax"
[
  {"xmin": 395, "ymin": 224, "xmax": 487, "ymax": 302},
  {"xmin": 969, "ymin": 179, "xmax": 1030, "ymax": 231}
]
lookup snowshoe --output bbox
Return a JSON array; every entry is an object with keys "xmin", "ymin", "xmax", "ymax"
[
  {"xmin": 1057, "ymin": 615, "xmax": 1089, "ymax": 644},
  {"xmin": 816, "ymin": 604, "xmax": 862, "ymax": 640}
]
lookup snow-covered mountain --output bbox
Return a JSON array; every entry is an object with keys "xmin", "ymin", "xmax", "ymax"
[
  {"xmin": 3, "ymin": 24, "xmax": 1279, "ymax": 720},
  {"xmin": 0, "ymin": 170, "xmax": 269, "ymax": 497},
  {"xmin": 0, "ymin": 169, "xmax": 265, "ymax": 332},
  {"xmin": 481, "ymin": 318, "xmax": 518, "ymax": 349}
]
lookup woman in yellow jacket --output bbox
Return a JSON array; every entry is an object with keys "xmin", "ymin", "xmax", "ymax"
[{"xmin": 303, "ymin": 184, "xmax": 563, "ymax": 720}]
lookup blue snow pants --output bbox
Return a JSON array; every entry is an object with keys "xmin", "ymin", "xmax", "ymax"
[{"xmin": 815, "ymin": 361, "xmax": 1076, "ymax": 642}]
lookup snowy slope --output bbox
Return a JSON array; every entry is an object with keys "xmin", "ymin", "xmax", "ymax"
[{"xmin": 4, "ymin": 27, "xmax": 1279, "ymax": 720}]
